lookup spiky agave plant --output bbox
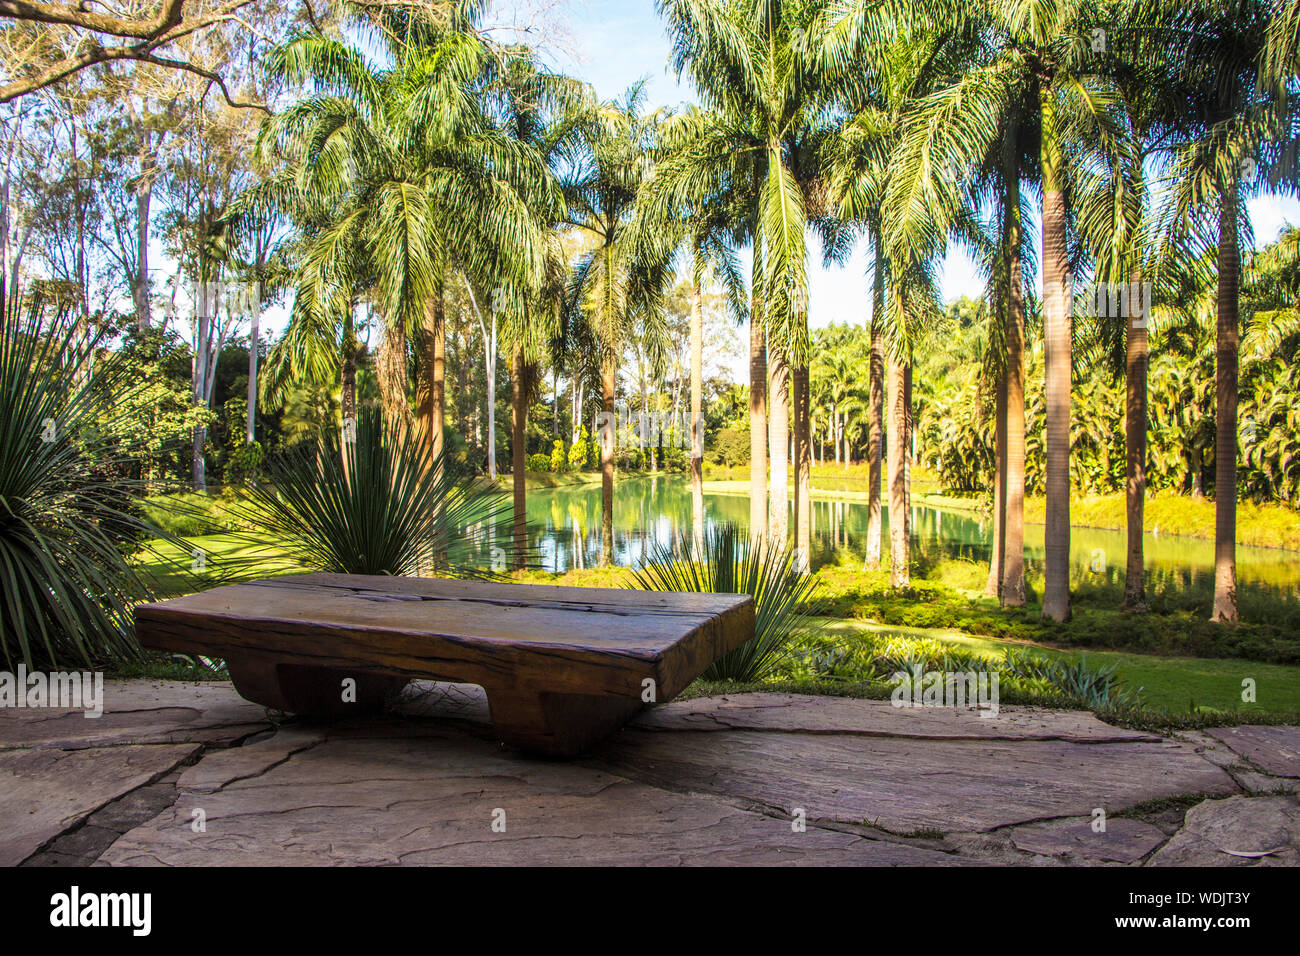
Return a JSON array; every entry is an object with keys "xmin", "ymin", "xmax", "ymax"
[
  {"xmin": 632, "ymin": 523, "xmax": 817, "ymax": 682},
  {"xmin": 0, "ymin": 286, "xmax": 160, "ymax": 669},
  {"xmin": 233, "ymin": 407, "xmax": 511, "ymax": 578}
]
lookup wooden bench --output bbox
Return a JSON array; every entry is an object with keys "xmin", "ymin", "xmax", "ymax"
[{"xmin": 134, "ymin": 573, "xmax": 755, "ymax": 756}]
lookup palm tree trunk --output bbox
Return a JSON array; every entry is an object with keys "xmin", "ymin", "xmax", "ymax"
[
  {"xmin": 512, "ymin": 343, "xmax": 527, "ymax": 570},
  {"xmin": 378, "ymin": 317, "xmax": 410, "ymax": 427},
  {"xmin": 600, "ymin": 356, "xmax": 617, "ymax": 565},
  {"xmin": 1213, "ymin": 182, "xmax": 1240, "ymax": 624},
  {"xmin": 486, "ymin": 309, "xmax": 498, "ymax": 480},
  {"xmin": 768, "ymin": 345, "xmax": 789, "ymax": 546},
  {"xmin": 749, "ymin": 281, "xmax": 768, "ymax": 542},
  {"xmin": 793, "ymin": 362, "xmax": 811, "ymax": 572},
  {"xmin": 341, "ymin": 310, "xmax": 357, "ymax": 474},
  {"xmin": 1040, "ymin": 86, "xmax": 1072, "ymax": 622},
  {"xmin": 888, "ymin": 352, "xmax": 909, "ymax": 588},
  {"xmin": 866, "ymin": 242, "xmax": 885, "ymax": 570},
  {"xmin": 690, "ymin": 279, "xmax": 704, "ymax": 551},
  {"xmin": 417, "ymin": 278, "xmax": 446, "ymax": 464},
  {"xmin": 985, "ymin": 368, "xmax": 1007, "ymax": 597},
  {"xmin": 904, "ymin": 362, "xmax": 913, "ymax": 561},
  {"xmin": 1123, "ymin": 269, "xmax": 1149, "ymax": 610},
  {"xmin": 1002, "ymin": 150, "xmax": 1027, "ymax": 607}
]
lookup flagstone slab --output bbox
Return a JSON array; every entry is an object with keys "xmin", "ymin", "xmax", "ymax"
[
  {"xmin": 0, "ymin": 680, "xmax": 271, "ymax": 751},
  {"xmin": 98, "ymin": 728, "xmax": 959, "ymax": 866},
  {"xmin": 1147, "ymin": 795, "xmax": 1300, "ymax": 866},
  {"xmin": 1206, "ymin": 726, "xmax": 1300, "ymax": 778},
  {"xmin": 593, "ymin": 728, "xmax": 1237, "ymax": 834},
  {"xmin": 1009, "ymin": 818, "xmax": 1168, "ymax": 863},
  {"xmin": 1, "ymin": 678, "xmax": 1275, "ymax": 866},
  {"xmin": 629, "ymin": 693, "xmax": 1162, "ymax": 742},
  {"xmin": 0, "ymin": 743, "xmax": 199, "ymax": 866}
]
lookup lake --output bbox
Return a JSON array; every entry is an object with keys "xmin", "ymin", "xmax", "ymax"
[{"xmin": 510, "ymin": 475, "xmax": 1300, "ymax": 600}]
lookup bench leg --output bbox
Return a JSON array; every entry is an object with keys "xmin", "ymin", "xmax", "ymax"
[
  {"xmin": 226, "ymin": 656, "xmax": 408, "ymax": 717},
  {"xmin": 485, "ymin": 687, "xmax": 645, "ymax": 757}
]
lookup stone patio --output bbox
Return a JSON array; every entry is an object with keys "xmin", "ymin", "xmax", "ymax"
[{"xmin": 3, "ymin": 680, "xmax": 1297, "ymax": 866}]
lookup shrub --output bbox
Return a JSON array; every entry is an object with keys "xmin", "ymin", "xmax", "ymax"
[
  {"xmin": 527, "ymin": 452, "xmax": 551, "ymax": 472},
  {"xmin": 709, "ymin": 426, "xmax": 751, "ymax": 466},
  {"xmin": 549, "ymin": 439, "xmax": 567, "ymax": 473},
  {"xmin": 661, "ymin": 445, "xmax": 687, "ymax": 473},
  {"xmin": 633, "ymin": 524, "xmax": 818, "ymax": 682},
  {"xmin": 232, "ymin": 408, "xmax": 508, "ymax": 577},
  {"xmin": 569, "ymin": 427, "xmax": 592, "ymax": 470},
  {"xmin": 0, "ymin": 299, "xmax": 171, "ymax": 668}
]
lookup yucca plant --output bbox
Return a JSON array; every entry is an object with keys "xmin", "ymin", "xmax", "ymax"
[
  {"xmin": 0, "ymin": 286, "xmax": 162, "ymax": 669},
  {"xmin": 232, "ymin": 407, "xmax": 510, "ymax": 578},
  {"xmin": 631, "ymin": 523, "xmax": 817, "ymax": 682}
]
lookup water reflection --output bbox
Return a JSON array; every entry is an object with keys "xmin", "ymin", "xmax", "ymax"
[{"xmin": 488, "ymin": 476, "xmax": 1298, "ymax": 600}]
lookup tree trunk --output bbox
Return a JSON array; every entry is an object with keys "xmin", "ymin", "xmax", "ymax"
[
  {"xmin": 190, "ymin": 277, "xmax": 211, "ymax": 492},
  {"xmin": 690, "ymin": 280, "xmax": 704, "ymax": 551},
  {"xmin": 486, "ymin": 310, "xmax": 498, "ymax": 480},
  {"xmin": 341, "ymin": 313, "xmax": 357, "ymax": 476},
  {"xmin": 985, "ymin": 368, "xmax": 1007, "ymax": 598},
  {"xmin": 378, "ymin": 318, "xmax": 410, "ymax": 427},
  {"xmin": 1040, "ymin": 86, "xmax": 1072, "ymax": 622},
  {"xmin": 904, "ymin": 362, "xmax": 913, "ymax": 563},
  {"xmin": 512, "ymin": 343, "xmax": 528, "ymax": 571},
  {"xmin": 416, "ymin": 279, "xmax": 446, "ymax": 465},
  {"xmin": 1123, "ymin": 270, "xmax": 1149, "ymax": 610},
  {"xmin": 246, "ymin": 297, "xmax": 259, "ymax": 446},
  {"xmin": 134, "ymin": 177, "xmax": 152, "ymax": 330},
  {"xmin": 1213, "ymin": 182, "xmax": 1240, "ymax": 624},
  {"xmin": 1002, "ymin": 148, "xmax": 1027, "ymax": 607},
  {"xmin": 793, "ymin": 362, "xmax": 811, "ymax": 572},
  {"xmin": 888, "ymin": 352, "xmax": 909, "ymax": 588},
  {"xmin": 600, "ymin": 357, "xmax": 616, "ymax": 565},
  {"xmin": 749, "ymin": 268, "xmax": 768, "ymax": 543},
  {"xmin": 768, "ymin": 345, "xmax": 789, "ymax": 547},
  {"xmin": 866, "ymin": 242, "xmax": 885, "ymax": 570}
]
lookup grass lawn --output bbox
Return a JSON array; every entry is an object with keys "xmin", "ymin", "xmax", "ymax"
[
  {"xmin": 812, "ymin": 617, "xmax": 1300, "ymax": 716},
  {"xmin": 134, "ymin": 532, "xmax": 300, "ymax": 597}
]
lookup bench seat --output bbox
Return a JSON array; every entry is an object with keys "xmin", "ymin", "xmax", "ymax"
[{"xmin": 134, "ymin": 573, "xmax": 756, "ymax": 756}]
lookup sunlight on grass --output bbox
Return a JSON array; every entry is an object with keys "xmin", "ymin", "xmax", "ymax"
[
  {"xmin": 133, "ymin": 533, "xmax": 303, "ymax": 598},
  {"xmin": 812, "ymin": 617, "xmax": 1300, "ymax": 715}
]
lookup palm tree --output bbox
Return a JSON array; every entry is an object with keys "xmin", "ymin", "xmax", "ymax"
[
  {"xmin": 469, "ymin": 43, "xmax": 586, "ymax": 567},
  {"xmin": 1159, "ymin": 0, "xmax": 1295, "ymax": 623},
  {"xmin": 854, "ymin": 0, "xmax": 1121, "ymax": 618},
  {"xmin": 635, "ymin": 104, "xmax": 749, "ymax": 548},
  {"xmin": 261, "ymin": 4, "xmax": 555, "ymax": 457},
  {"xmin": 1072, "ymin": 9, "xmax": 1201, "ymax": 610},
  {"xmin": 659, "ymin": 0, "xmax": 838, "ymax": 559},
  {"xmin": 827, "ymin": 15, "xmax": 967, "ymax": 588},
  {"xmin": 563, "ymin": 85, "xmax": 676, "ymax": 565}
]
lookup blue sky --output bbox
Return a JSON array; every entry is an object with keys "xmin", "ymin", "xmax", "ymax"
[{"xmin": 544, "ymin": 0, "xmax": 1300, "ymax": 331}]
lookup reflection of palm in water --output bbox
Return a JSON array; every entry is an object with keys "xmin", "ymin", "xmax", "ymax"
[{"xmin": 498, "ymin": 477, "xmax": 1299, "ymax": 599}]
